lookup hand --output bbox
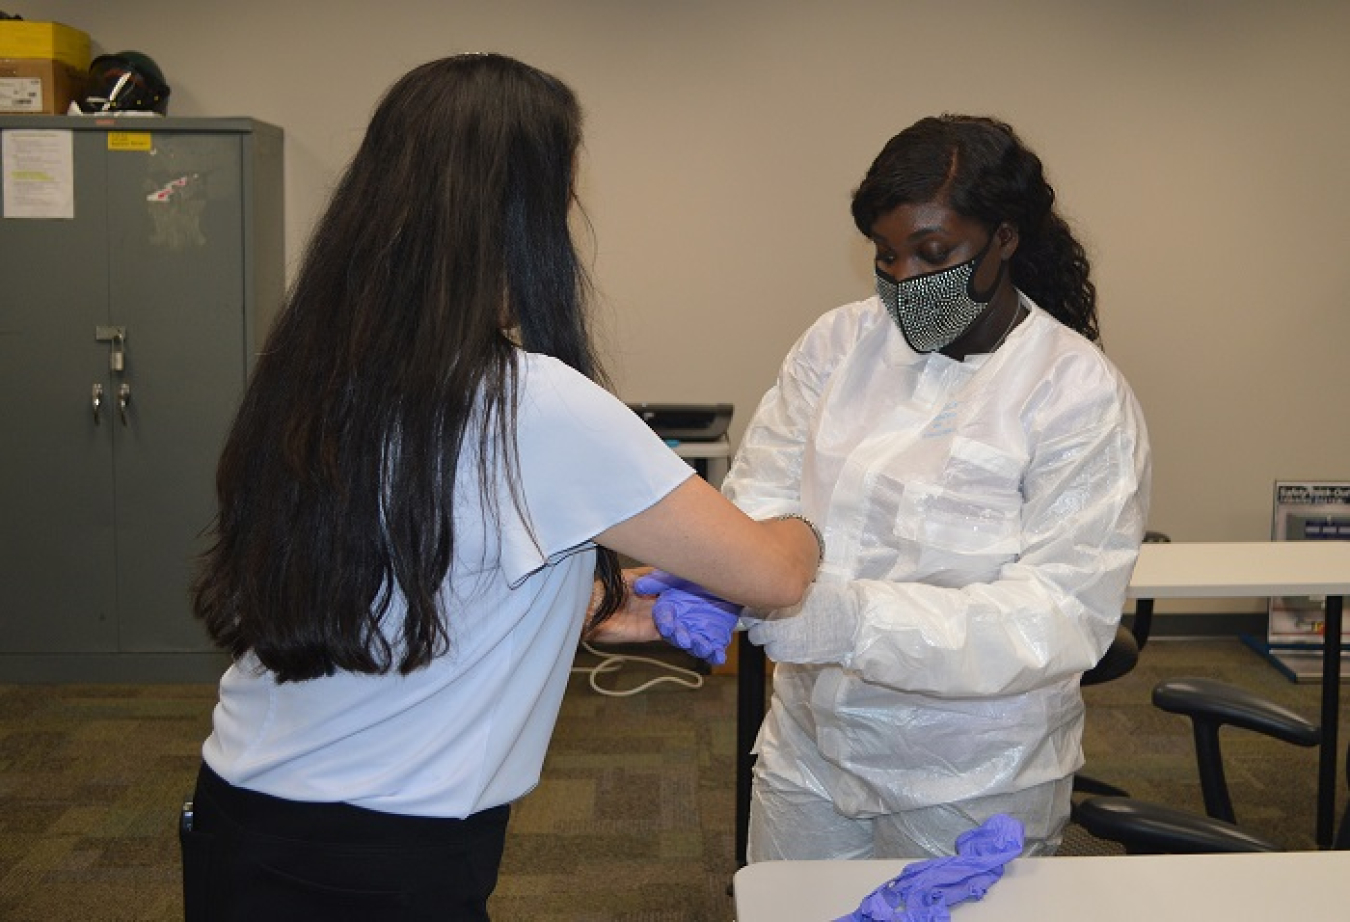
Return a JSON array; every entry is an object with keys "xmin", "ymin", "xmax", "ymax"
[
  {"xmin": 633, "ymin": 570, "xmax": 742, "ymax": 666},
  {"xmin": 583, "ymin": 569, "xmax": 661, "ymax": 645},
  {"xmin": 744, "ymin": 582, "xmax": 858, "ymax": 665}
]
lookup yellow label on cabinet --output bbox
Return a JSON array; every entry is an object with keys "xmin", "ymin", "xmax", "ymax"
[{"xmin": 107, "ymin": 132, "xmax": 153, "ymax": 152}]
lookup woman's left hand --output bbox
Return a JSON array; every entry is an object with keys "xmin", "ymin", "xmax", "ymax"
[{"xmin": 583, "ymin": 568, "xmax": 661, "ymax": 645}]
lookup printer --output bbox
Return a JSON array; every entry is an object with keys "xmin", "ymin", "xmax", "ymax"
[{"xmin": 628, "ymin": 403, "xmax": 734, "ymax": 485}]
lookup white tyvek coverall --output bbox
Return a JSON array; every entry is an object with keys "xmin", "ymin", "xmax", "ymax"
[{"xmin": 724, "ymin": 293, "xmax": 1151, "ymax": 860}]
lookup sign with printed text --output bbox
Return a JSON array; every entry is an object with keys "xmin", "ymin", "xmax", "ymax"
[
  {"xmin": 1, "ymin": 128, "xmax": 74, "ymax": 219},
  {"xmin": 107, "ymin": 132, "xmax": 153, "ymax": 152},
  {"xmin": 1269, "ymin": 480, "xmax": 1350, "ymax": 645}
]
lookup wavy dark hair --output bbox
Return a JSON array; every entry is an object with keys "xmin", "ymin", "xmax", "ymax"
[
  {"xmin": 192, "ymin": 54, "xmax": 625, "ymax": 682},
  {"xmin": 851, "ymin": 114, "xmax": 1098, "ymax": 342}
]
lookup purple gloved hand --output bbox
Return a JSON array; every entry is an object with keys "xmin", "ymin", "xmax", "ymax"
[
  {"xmin": 835, "ymin": 814, "xmax": 1025, "ymax": 922},
  {"xmin": 632, "ymin": 570, "xmax": 742, "ymax": 666}
]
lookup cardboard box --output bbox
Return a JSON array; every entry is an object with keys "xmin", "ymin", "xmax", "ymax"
[
  {"xmin": 0, "ymin": 21, "xmax": 91, "ymax": 114},
  {"xmin": 0, "ymin": 20, "xmax": 90, "ymax": 69},
  {"xmin": 0, "ymin": 57, "xmax": 86, "ymax": 114}
]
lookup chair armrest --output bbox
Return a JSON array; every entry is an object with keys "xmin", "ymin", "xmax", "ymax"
[
  {"xmin": 1073, "ymin": 796, "xmax": 1282, "ymax": 854},
  {"xmin": 1152, "ymin": 677, "xmax": 1321, "ymax": 746},
  {"xmin": 1081, "ymin": 624, "xmax": 1140, "ymax": 687}
]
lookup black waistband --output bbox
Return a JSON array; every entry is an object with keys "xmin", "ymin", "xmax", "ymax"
[{"xmin": 193, "ymin": 762, "xmax": 509, "ymax": 846}]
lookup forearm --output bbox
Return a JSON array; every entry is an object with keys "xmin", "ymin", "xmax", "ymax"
[
  {"xmin": 838, "ymin": 567, "xmax": 1125, "ymax": 697},
  {"xmin": 756, "ymin": 423, "xmax": 1150, "ymax": 695},
  {"xmin": 594, "ymin": 476, "xmax": 818, "ymax": 610}
]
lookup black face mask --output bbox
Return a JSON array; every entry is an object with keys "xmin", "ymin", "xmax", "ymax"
[{"xmin": 876, "ymin": 234, "xmax": 1004, "ymax": 353}]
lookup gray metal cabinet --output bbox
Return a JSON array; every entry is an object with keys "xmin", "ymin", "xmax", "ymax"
[{"xmin": 0, "ymin": 117, "xmax": 283, "ymax": 681}]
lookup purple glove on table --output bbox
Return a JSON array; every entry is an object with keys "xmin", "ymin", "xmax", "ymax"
[
  {"xmin": 835, "ymin": 814, "xmax": 1025, "ymax": 922},
  {"xmin": 632, "ymin": 570, "xmax": 742, "ymax": 666}
]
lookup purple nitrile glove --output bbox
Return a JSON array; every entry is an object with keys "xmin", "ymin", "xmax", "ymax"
[
  {"xmin": 632, "ymin": 570, "xmax": 742, "ymax": 666},
  {"xmin": 834, "ymin": 814, "xmax": 1025, "ymax": 922}
]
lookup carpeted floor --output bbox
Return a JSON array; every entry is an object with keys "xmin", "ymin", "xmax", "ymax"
[{"xmin": 0, "ymin": 638, "xmax": 1342, "ymax": 920}]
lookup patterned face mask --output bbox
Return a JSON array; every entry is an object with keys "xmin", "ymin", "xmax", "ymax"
[{"xmin": 875, "ymin": 234, "xmax": 1004, "ymax": 353}]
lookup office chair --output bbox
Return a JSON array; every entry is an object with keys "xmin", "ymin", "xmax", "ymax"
[
  {"xmin": 1071, "ymin": 530, "xmax": 1170, "ymax": 800},
  {"xmin": 1075, "ymin": 676, "xmax": 1348, "ymax": 853}
]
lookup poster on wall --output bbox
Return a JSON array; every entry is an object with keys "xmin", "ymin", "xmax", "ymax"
[{"xmin": 1263, "ymin": 481, "xmax": 1350, "ymax": 681}]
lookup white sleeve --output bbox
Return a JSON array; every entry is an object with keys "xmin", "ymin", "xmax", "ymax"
[
  {"xmin": 499, "ymin": 354, "xmax": 695, "ymax": 587},
  {"xmin": 800, "ymin": 372, "xmax": 1152, "ymax": 697},
  {"xmin": 721, "ymin": 311, "xmax": 844, "ymax": 517}
]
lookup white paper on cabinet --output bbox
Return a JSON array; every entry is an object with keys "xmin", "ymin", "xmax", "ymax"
[{"xmin": 2, "ymin": 129, "xmax": 75, "ymax": 219}]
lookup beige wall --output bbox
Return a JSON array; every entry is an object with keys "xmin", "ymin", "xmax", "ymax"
[{"xmin": 20, "ymin": 1, "xmax": 1350, "ymax": 611}]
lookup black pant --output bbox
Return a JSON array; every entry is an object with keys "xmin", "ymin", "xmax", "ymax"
[{"xmin": 180, "ymin": 763, "xmax": 510, "ymax": 921}]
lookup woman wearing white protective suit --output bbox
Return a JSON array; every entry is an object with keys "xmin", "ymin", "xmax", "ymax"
[
  {"xmin": 739, "ymin": 114, "xmax": 1152, "ymax": 860},
  {"xmin": 648, "ymin": 114, "xmax": 1151, "ymax": 860}
]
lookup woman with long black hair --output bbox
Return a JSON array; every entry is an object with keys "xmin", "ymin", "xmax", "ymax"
[{"xmin": 181, "ymin": 54, "xmax": 820, "ymax": 921}]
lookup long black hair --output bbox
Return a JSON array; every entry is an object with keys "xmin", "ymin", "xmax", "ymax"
[
  {"xmin": 851, "ymin": 115, "xmax": 1099, "ymax": 342},
  {"xmin": 192, "ymin": 54, "xmax": 624, "ymax": 682}
]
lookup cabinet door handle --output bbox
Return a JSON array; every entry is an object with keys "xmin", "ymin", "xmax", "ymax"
[
  {"xmin": 92, "ymin": 383, "xmax": 104, "ymax": 425},
  {"xmin": 118, "ymin": 383, "xmax": 132, "ymax": 426}
]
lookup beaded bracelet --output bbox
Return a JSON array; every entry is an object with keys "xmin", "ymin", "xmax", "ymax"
[{"xmin": 773, "ymin": 512, "xmax": 825, "ymax": 565}]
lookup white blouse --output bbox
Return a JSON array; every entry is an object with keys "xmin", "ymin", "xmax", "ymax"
[{"xmin": 203, "ymin": 351, "xmax": 694, "ymax": 817}]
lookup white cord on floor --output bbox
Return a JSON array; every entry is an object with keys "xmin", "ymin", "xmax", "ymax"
[{"xmin": 572, "ymin": 640, "xmax": 705, "ymax": 697}]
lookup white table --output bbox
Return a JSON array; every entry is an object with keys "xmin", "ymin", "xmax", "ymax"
[
  {"xmin": 1128, "ymin": 540, "xmax": 1350, "ymax": 604},
  {"xmin": 733, "ymin": 852, "xmax": 1350, "ymax": 921},
  {"xmin": 734, "ymin": 541, "xmax": 1350, "ymax": 859}
]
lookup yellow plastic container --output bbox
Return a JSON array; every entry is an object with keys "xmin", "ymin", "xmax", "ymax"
[{"xmin": 0, "ymin": 20, "xmax": 90, "ymax": 69}]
